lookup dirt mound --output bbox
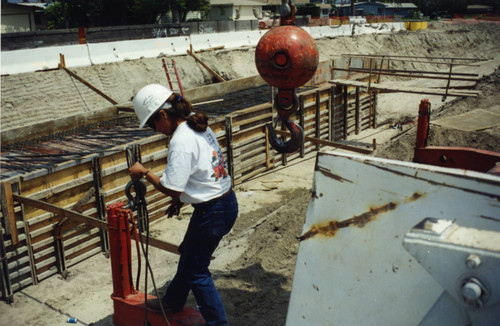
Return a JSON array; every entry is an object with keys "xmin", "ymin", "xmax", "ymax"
[
  {"xmin": 376, "ymin": 69, "xmax": 500, "ymax": 162},
  {"xmin": 217, "ymin": 188, "xmax": 310, "ymax": 326}
]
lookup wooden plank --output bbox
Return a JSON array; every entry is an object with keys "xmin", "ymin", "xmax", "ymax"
[
  {"xmin": 66, "ymin": 237, "xmax": 101, "ymax": 258},
  {"xmin": 232, "ymin": 112, "xmax": 273, "ymax": 130},
  {"xmin": 343, "ymin": 85, "xmax": 348, "ymax": 140},
  {"xmin": 21, "ymin": 162, "xmax": 93, "ymax": 197},
  {"xmin": 265, "ymin": 126, "xmax": 272, "ymax": 169},
  {"xmin": 355, "ymin": 87, "xmax": 360, "ymax": 135},
  {"xmin": 187, "ymin": 48, "xmax": 225, "ymax": 82},
  {"xmin": 66, "ymin": 246, "xmax": 102, "ymax": 268},
  {"xmin": 225, "ymin": 116, "xmax": 234, "ymax": 185},
  {"xmin": 233, "ymin": 136, "xmax": 266, "ymax": 157},
  {"xmin": 63, "ymin": 67, "xmax": 118, "ymax": 105},
  {"xmin": 1, "ymin": 182, "xmax": 18, "ymax": 245},
  {"xmin": 234, "ymin": 152, "xmax": 267, "ymax": 172},
  {"xmin": 0, "ymin": 225, "xmax": 14, "ymax": 301},
  {"xmin": 234, "ymin": 165, "xmax": 269, "ymax": 184},
  {"xmin": 92, "ymin": 156, "xmax": 109, "ymax": 254},
  {"xmin": 274, "ymin": 130, "xmax": 372, "ymax": 154},
  {"xmin": 341, "ymin": 53, "xmax": 484, "ymax": 62},
  {"xmin": 336, "ymin": 66, "xmax": 479, "ymax": 77},
  {"xmin": 299, "ymin": 95, "xmax": 306, "ymax": 157},
  {"xmin": 315, "ymin": 91, "xmax": 321, "ymax": 151},
  {"xmin": 10, "ymin": 278, "xmax": 33, "ymax": 292},
  {"xmin": 443, "ymin": 60, "xmax": 454, "ymax": 100},
  {"xmin": 24, "ymin": 181, "xmax": 96, "ymax": 221},
  {"xmin": 12, "ymin": 195, "xmax": 181, "ymax": 256},
  {"xmin": 330, "ymin": 79, "xmax": 479, "ymax": 97},
  {"xmin": 9, "ymin": 266, "xmax": 31, "ymax": 281},
  {"xmin": 234, "ymin": 146, "xmax": 267, "ymax": 166}
]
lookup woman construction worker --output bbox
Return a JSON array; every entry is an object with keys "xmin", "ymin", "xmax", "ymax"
[{"xmin": 128, "ymin": 84, "xmax": 238, "ymax": 326}]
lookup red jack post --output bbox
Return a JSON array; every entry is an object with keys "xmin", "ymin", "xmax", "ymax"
[
  {"xmin": 106, "ymin": 202, "xmax": 204, "ymax": 326},
  {"xmin": 413, "ymin": 99, "xmax": 500, "ymax": 173}
]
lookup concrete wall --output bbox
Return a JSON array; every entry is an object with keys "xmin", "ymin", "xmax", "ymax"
[
  {"xmin": 1, "ymin": 23, "xmax": 407, "ymax": 75},
  {"xmin": 1, "ymin": 20, "xmax": 264, "ymax": 51}
]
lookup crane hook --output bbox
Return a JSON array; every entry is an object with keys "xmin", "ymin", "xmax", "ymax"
[
  {"xmin": 267, "ymin": 89, "xmax": 304, "ymax": 153},
  {"xmin": 124, "ymin": 180, "xmax": 147, "ymax": 210},
  {"xmin": 266, "ymin": 117, "xmax": 304, "ymax": 154}
]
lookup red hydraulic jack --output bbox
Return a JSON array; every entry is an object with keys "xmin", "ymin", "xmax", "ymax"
[
  {"xmin": 413, "ymin": 99, "xmax": 500, "ymax": 174},
  {"xmin": 106, "ymin": 201, "xmax": 205, "ymax": 326}
]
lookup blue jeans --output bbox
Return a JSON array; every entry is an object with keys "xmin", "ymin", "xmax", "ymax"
[{"xmin": 165, "ymin": 190, "xmax": 238, "ymax": 326}]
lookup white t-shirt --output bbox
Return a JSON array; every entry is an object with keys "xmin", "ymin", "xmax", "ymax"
[{"xmin": 160, "ymin": 122, "xmax": 231, "ymax": 204}]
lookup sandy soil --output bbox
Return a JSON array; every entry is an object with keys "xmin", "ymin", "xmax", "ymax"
[
  {"xmin": 2, "ymin": 22, "xmax": 499, "ymax": 131},
  {"xmin": 1, "ymin": 22, "xmax": 500, "ymax": 325}
]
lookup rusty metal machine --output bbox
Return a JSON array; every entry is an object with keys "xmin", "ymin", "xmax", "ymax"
[
  {"xmin": 287, "ymin": 100, "xmax": 500, "ymax": 325},
  {"xmin": 288, "ymin": 150, "xmax": 500, "ymax": 325},
  {"xmin": 255, "ymin": 0, "xmax": 319, "ymax": 153}
]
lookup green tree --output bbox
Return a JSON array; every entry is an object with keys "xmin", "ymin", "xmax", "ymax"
[
  {"xmin": 45, "ymin": 1, "xmax": 67, "ymax": 29},
  {"xmin": 101, "ymin": 0, "xmax": 133, "ymax": 26},
  {"xmin": 44, "ymin": 0, "xmax": 210, "ymax": 28},
  {"xmin": 130, "ymin": 0, "xmax": 170, "ymax": 25},
  {"xmin": 171, "ymin": 0, "xmax": 211, "ymax": 23}
]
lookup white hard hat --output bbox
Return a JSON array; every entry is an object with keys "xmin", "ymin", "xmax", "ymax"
[{"xmin": 133, "ymin": 84, "xmax": 173, "ymax": 128}]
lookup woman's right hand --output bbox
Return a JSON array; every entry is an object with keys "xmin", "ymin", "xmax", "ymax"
[{"xmin": 128, "ymin": 162, "xmax": 147, "ymax": 181}]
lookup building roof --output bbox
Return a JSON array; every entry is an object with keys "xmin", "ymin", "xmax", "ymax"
[
  {"xmin": 386, "ymin": 3, "xmax": 417, "ymax": 9},
  {"xmin": 336, "ymin": 2, "xmax": 417, "ymax": 9},
  {"xmin": 466, "ymin": 5, "xmax": 494, "ymax": 10},
  {"xmin": 15, "ymin": 2, "xmax": 47, "ymax": 9},
  {"xmin": 252, "ymin": 0, "xmax": 310, "ymax": 5}
]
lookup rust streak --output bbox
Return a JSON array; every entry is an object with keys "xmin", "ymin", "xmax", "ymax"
[
  {"xmin": 299, "ymin": 202, "xmax": 397, "ymax": 241},
  {"xmin": 406, "ymin": 192, "xmax": 424, "ymax": 203},
  {"xmin": 316, "ymin": 166, "xmax": 353, "ymax": 184}
]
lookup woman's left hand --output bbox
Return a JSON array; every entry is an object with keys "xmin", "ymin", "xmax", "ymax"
[{"xmin": 129, "ymin": 162, "xmax": 147, "ymax": 181}]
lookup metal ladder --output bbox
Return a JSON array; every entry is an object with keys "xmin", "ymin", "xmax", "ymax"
[{"xmin": 162, "ymin": 58, "xmax": 184, "ymax": 97}]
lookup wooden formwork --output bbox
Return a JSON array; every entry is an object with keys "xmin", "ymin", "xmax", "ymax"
[{"xmin": 0, "ymin": 65, "xmax": 377, "ymax": 301}]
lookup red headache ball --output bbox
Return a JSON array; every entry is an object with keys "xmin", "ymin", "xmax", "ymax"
[{"xmin": 255, "ymin": 25, "xmax": 319, "ymax": 90}]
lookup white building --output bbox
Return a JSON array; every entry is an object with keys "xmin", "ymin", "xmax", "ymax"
[
  {"xmin": 208, "ymin": 0, "xmax": 264, "ymax": 21},
  {"xmin": 1, "ymin": 2, "xmax": 46, "ymax": 33}
]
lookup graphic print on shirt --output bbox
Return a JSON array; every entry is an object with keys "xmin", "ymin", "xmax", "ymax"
[
  {"xmin": 203, "ymin": 130, "xmax": 228, "ymax": 182},
  {"xmin": 211, "ymin": 150, "xmax": 228, "ymax": 181}
]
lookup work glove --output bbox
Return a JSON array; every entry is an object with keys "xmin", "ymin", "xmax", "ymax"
[{"xmin": 166, "ymin": 201, "xmax": 183, "ymax": 218}]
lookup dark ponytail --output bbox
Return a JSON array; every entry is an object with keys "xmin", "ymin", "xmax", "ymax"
[
  {"xmin": 166, "ymin": 93, "xmax": 208, "ymax": 132},
  {"xmin": 186, "ymin": 112, "xmax": 208, "ymax": 132}
]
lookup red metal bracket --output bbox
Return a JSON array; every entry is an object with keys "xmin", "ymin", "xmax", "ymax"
[
  {"xmin": 413, "ymin": 99, "xmax": 500, "ymax": 173},
  {"xmin": 106, "ymin": 201, "xmax": 204, "ymax": 326}
]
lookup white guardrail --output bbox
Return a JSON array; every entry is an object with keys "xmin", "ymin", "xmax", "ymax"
[{"xmin": 1, "ymin": 23, "xmax": 405, "ymax": 75}]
